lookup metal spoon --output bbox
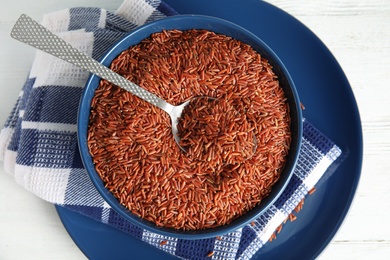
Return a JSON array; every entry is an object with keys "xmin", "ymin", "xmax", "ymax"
[
  {"xmin": 11, "ymin": 14, "xmax": 257, "ymax": 157},
  {"xmin": 10, "ymin": 14, "xmax": 194, "ymax": 150}
]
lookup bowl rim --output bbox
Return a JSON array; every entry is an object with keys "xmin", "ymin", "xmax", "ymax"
[{"xmin": 77, "ymin": 14, "xmax": 302, "ymax": 239}]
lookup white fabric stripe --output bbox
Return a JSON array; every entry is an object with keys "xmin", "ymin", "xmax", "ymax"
[
  {"xmin": 32, "ymin": 30, "xmax": 93, "ymax": 88},
  {"xmin": 19, "ymin": 110, "xmax": 25, "ymax": 118},
  {"xmin": 257, "ymin": 210, "xmax": 286, "ymax": 244},
  {"xmin": 3, "ymin": 150, "xmax": 17, "ymax": 175},
  {"xmin": 14, "ymin": 164, "xmax": 32, "ymax": 187},
  {"xmin": 42, "ymin": 9, "xmax": 71, "ymax": 32},
  {"xmin": 247, "ymin": 206, "xmax": 286, "ymax": 246},
  {"xmin": 98, "ymin": 9, "xmax": 107, "ymax": 28},
  {"xmin": 14, "ymin": 164, "xmax": 71, "ymax": 204},
  {"xmin": 30, "ymin": 10, "xmax": 71, "ymax": 79},
  {"xmin": 0, "ymin": 127, "xmax": 15, "ymax": 161},
  {"xmin": 303, "ymin": 145, "xmax": 342, "ymax": 189},
  {"xmin": 101, "ymin": 201, "xmax": 111, "ymax": 224},
  {"xmin": 29, "ymin": 49, "xmax": 45, "ymax": 80},
  {"xmin": 22, "ymin": 121, "xmax": 77, "ymax": 132},
  {"xmin": 116, "ymin": 0, "xmax": 155, "ymax": 25},
  {"xmin": 294, "ymin": 138, "xmax": 323, "ymax": 182}
]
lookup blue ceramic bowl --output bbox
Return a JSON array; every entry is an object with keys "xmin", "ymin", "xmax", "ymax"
[{"xmin": 78, "ymin": 15, "xmax": 302, "ymax": 239}]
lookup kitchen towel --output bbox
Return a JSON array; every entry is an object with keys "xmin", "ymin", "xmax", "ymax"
[{"xmin": 0, "ymin": 0, "xmax": 342, "ymax": 259}]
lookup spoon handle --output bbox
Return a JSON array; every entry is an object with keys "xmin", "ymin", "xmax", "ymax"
[{"xmin": 11, "ymin": 14, "xmax": 172, "ymax": 110}]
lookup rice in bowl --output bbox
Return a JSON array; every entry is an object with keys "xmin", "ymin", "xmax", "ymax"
[{"xmin": 87, "ymin": 29, "xmax": 292, "ymax": 230}]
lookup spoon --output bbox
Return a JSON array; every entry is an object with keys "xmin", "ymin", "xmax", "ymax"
[
  {"xmin": 11, "ymin": 14, "xmax": 257, "ymax": 158},
  {"xmin": 11, "ymin": 14, "xmax": 195, "ymax": 150}
]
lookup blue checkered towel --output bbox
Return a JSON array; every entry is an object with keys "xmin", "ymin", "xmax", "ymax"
[{"xmin": 0, "ymin": 1, "xmax": 342, "ymax": 259}]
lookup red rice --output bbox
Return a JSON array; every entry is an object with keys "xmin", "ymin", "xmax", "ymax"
[
  {"xmin": 159, "ymin": 240, "xmax": 168, "ymax": 246},
  {"xmin": 177, "ymin": 97, "xmax": 256, "ymax": 165},
  {"xmin": 87, "ymin": 29, "xmax": 291, "ymax": 230}
]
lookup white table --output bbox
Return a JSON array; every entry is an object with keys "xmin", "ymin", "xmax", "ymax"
[{"xmin": 1, "ymin": 0, "xmax": 389, "ymax": 259}]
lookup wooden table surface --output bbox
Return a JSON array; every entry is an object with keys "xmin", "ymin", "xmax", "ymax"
[{"xmin": 1, "ymin": 0, "xmax": 389, "ymax": 259}]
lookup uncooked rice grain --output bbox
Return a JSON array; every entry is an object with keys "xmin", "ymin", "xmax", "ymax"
[{"xmin": 87, "ymin": 29, "xmax": 291, "ymax": 230}]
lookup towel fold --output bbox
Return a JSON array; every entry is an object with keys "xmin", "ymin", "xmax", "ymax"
[{"xmin": 0, "ymin": 1, "xmax": 342, "ymax": 259}]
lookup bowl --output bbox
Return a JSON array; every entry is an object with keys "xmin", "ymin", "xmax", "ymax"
[{"xmin": 78, "ymin": 14, "xmax": 302, "ymax": 239}]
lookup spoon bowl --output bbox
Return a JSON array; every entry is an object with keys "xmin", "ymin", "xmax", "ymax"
[{"xmin": 170, "ymin": 99, "xmax": 192, "ymax": 151}]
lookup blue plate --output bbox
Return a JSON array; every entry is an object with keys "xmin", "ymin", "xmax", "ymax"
[{"xmin": 56, "ymin": 0, "xmax": 363, "ymax": 259}]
